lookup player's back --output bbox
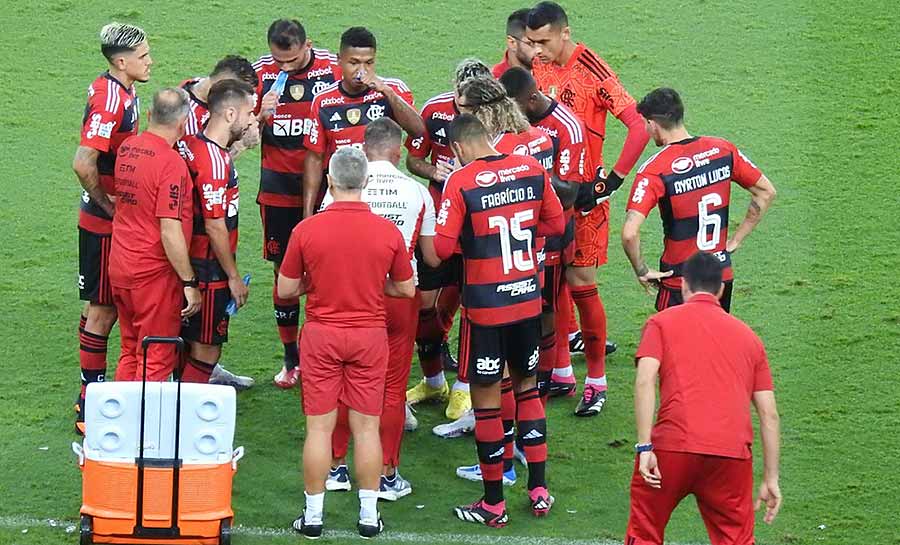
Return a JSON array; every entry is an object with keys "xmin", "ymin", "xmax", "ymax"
[
  {"xmin": 494, "ymin": 127, "xmax": 554, "ymax": 173},
  {"xmin": 630, "ymin": 135, "xmax": 761, "ymax": 287}
]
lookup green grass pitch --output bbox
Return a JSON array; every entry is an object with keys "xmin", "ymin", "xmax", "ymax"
[{"xmin": 0, "ymin": 1, "xmax": 898, "ymax": 544}]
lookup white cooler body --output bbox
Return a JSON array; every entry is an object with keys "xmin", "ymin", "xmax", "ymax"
[{"xmin": 83, "ymin": 382, "xmax": 236, "ymax": 464}]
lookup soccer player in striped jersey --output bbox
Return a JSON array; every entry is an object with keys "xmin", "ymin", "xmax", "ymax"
[
  {"xmin": 253, "ymin": 19, "xmax": 341, "ymax": 389},
  {"xmin": 436, "ymin": 114, "xmax": 563, "ymax": 526},
  {"xmin": 177, "ymin": 80, "xmax": 257, "ymax": 390},
  {"xmin": 622, "ymin": 88, "xmax": 776, "ymax": 312},
  {"xmin": 404, "ymin": 59, "xmax": 493, "ymax": 424},
  {"xmin": 526, "ymin": 1, "xmax": 651, "ymax": 417},
  {"xmin": 72, "ymin": 22, "xmax": 150, "ymax": 434}
]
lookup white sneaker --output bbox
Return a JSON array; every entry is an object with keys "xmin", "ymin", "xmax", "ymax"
[
  {"xmin": 325, "ymin": 465, "xmax": 352, "ymax": 491},
  {"xmin": 455, "ymin": 463, "xmax": 517, "ymax": 486},
  {"xmin": 377, "ymin": 473, "xmax": 412, "ymax": 501},
  {"xmin": 208, "ymin": 364, "xmax": 255, "ymax": 390},
  {"xmin": 513, "ymin": 443, "xmax": 528, "ymax": 466},
  {"xmin": 404, "ymin": 403, "xmax": 418, "ymax": 432},
  {"xmin": 432, "ymin": 409, "xmax": 475, "ymax": 439}
]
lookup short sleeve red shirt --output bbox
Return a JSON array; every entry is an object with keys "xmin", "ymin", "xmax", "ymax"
[
  {"xmin": 109, "ymin": 132, "xmax": 193, "ymax": 288},
  {"xmin": 280, "ymin": 201, "xmax": 413, "ymax": 327},
  {"xmin": 635, "ymin": 293, "xmax": 774, "ymax": 459}
]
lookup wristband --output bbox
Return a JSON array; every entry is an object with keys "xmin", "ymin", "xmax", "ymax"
[
  {"xmin": 635, "ymin": 442, "xmax": 653, "ymax": 453},
  {"xmin": 182, "ymin": 277, "xmax": 199, "ymax": 288}
]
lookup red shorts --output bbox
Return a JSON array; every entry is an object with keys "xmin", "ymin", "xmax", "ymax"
[
  {"xmin": 300, "ymin": 322, "xmax": 389, "ymax": 416},
  {"xmin": 626, "ymin": 450, "xmax": 755, "ymax": 545},
  {"xmin": 572, "ymin": 202, "xmax": 609, "ymax": 267}
]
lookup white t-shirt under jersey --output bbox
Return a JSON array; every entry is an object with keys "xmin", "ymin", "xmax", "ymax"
[{"xmin": 321, "ymin": 160, "xmax": 436, "ymax": 285}]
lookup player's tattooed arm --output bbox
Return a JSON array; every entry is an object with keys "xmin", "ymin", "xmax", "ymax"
[
  {"xmin": 381, "ymin": 87, "xmax": 426, "ymax": 138},
  {"xmin": 73, "ymin": 146, "xmax": 114, "ymax": 217},
  {"xmin": 406, "ymin": 154, "xmax": 438, "ymax": 182},
  {"xmin": 727, "ymin": 174, "xmax": 777, "ymax": 253}
]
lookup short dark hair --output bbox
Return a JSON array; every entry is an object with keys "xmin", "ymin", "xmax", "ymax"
[
  {"xmin": 340, "ymin": 27, "xmax": 376, "ymax": 51},
  {"xmin": 683, "ymin": 252, "xmax": 723, "ymax": 295},
  {"xmin": 637, "ymin": 87, "xmax": 685, "ymax": 129},
  {"xmin": 499, "ymin": 66, "xmax": 536, "ymax": 100},
  {"xmin": 448, "ymin": 113, "xmax": 489, "ymax": 144},
  {"xmin": 364, "ymin": 117, "xmax": 402, "ymax": 151},
  {"xmin": 211, "ymin": 55, "xmax": 258, "ymax": 88},
  {"xmin": 207, "ymin": 79, "xmax": 256, "ymax": 114},
  {"xmin": 267, "ymin": 19, "xmax": 306, "ymax": 50},
  {"xmin": 506, "ymin": 8, "xmax": 530, "ymax": 38},
  {"xmin": 527, "ymin": 2, "xmax": 568, "ymax": 30}
]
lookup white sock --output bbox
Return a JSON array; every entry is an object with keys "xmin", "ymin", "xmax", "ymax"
[
  {"xmin": 552, "ymin": 365, "xmax": 574, "ymax": 378},
  {"xmin": 358, "ymin": 489, "xmax": 379, "ymax": 522},
  {"xmin": 304, "ymin": 491, "xmax": 324, "ymax": 524},
  {"xmin": 425, "ymin": 373, "xmax": 446, "ymax": 389},
  {"xmin": 568, "ymin": 330, "xmax": 580, "ymax": 341},
  {"xmin": 451, "ymin": 380, "xmax": 470, "ymax": 393},
  {"xmin": 585, "ymin": 375, "xmax": 607, "ymax": 388}
]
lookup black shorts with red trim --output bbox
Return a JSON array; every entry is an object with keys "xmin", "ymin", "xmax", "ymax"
[
  {"xmin": 416, "ymin": 252, "xmax": 463, "ymax": 292},
  {"xmin": 78, "ymin": 228, "xmax": 114, "ymax": 305},
  {"xmin": 260, "ymin": 204, "xmax": 301, "ymax": 264},
  {"xmin": 457, "ymin": 312, "xmax": 541, "ymax": 384},
  {"xmin": 656, "ymin": 280, "xmax": 734, "ymax": 313},
  {"xmin": 182, "ymin": 258, "xmax": 232, "ymax": 345},
  {"xmin": 541, "ymin": 264, "xmax": 564, "ymax": 313}
]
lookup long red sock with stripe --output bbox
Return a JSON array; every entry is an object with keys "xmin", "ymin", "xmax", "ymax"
[
  {"xmin": 570, "ymin": 284, "xmax": 607, "ymax": 383},
  {"xmin": 79, "ymin": 327, "xmax": 108, "ymax": 398},
  {"xmin": 500, "ymin": 377, "xmax": 516, "ymax": 471},
  {"xmin": 474, "ymin": 407, "xmax": 505, "ymax": 505},
  {"xmin": 515, "ymin": 387, "xmax": 547, "ymax": 491}
]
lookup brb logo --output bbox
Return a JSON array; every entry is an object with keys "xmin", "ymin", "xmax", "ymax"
[
  {"xmin": 476, "ymin": 356, "xmax": 501, "ymax": 374},
  {"xmin": 85, "ymin": 113, "xmax": 114, "ymax": 140},
  {"xmin": 273, "ymin": 116, "xmax": 314, "ymax": 138}
]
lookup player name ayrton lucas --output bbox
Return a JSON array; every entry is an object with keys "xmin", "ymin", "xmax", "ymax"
[{"xmin": 670, "ymin": 164, "xmax": 732, "ymax": 195}]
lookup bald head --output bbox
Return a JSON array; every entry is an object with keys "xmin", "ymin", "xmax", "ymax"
[{"xmin": 149, "ymin": 87, "xmax": 190, "ymax": 127}]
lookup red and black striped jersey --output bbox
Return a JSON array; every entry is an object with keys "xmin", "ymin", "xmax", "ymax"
[
  {"xmin": 626, "ymin": 136, "xmax": 763, "ymax": 289},
  {"xmin": 404, "ymin": 91, "xmax": 458, "ymax": 201},
  {"xmin": 180, "ymin": 77, "xmax": 209, "ymax": 136},
  {"xmin": 253, "ymin": 49, "xmax": 341, "ymax": 207},
  {"xmin": 178, "ymin": 133, "xmax": 239, "ymax": 271},
  {"xmin": 78, "ymin": 72, "xmax": 140, "ymax": 234},
  {"xmin": 436, "ymin": 154, "xmax": 564, "ymax": 326},
  {"xmin": 530, "ymin": 99, "xmax": 588, "ymax": 183},
  {"xmin": 306, "ymin": 79, "xmax": 414, "ymax": 165}
]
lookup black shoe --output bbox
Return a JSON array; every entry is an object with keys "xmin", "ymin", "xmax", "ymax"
[
  {"xmin": 605, "ymin": 340, "xmax": 618, "ymax": 355},
  {"xmin": 357, "ymin": 515, "xmax": 384, "ymax": 539},
  {"xmin": 568, "ymin": 331, "xmax": 585, "ymax": 354},
  {"xmin": 441, "ymin": 342, "xmax": 459, "ymax": 373},
  {"xmin": 292, "ymin": 514, "xmax": 323, "ymax": 540},
  {"xmin": 574, "ymin": 386, "xmax": 607, "ymax": 417}
]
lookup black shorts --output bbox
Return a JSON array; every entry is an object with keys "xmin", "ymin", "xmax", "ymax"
[
  {"xmin": 656, "ymin": 280, "xmax": 734, "ymax": 313},
  {"xmin": 416, "ymin": 252, "xmax": 463, "ymax": 292},
  {"xmin": 78, "ymin": 228, "xmax": 114, "ymax": 305},
  {"xmin": 541, "ymin": 264, "xmax": 564, "ymax": 313},
  {"xmin": 182, "ymin": 279, "xmax": 231, "ymax": 345},
  {"xmin": 260, "ymin": 205, "xmax": 301, "ymax": 264},
  {"xmin": 458, "ymin": 314, "xmax": 541, "ymax": 384}
]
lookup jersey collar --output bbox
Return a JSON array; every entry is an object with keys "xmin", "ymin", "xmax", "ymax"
[
  {"xmin": 530, "ymin": 99, "xmax": 558, "ymax": 124},
  {"xmin": 197, "ymin": 130, "xmax": 227, "ymax": 151},
  {"xmin": 686, "ymin": 292, "xmax": 721, "ymax": 306},
  {"xmin": 184, "ymin": 79, "xmax": 208, "ymax": 110},
  {"xmin": 670, "ymin": 136, "xmax": 700, "ymax": 146},
  {"xmin": 326, "ymin": 201, "xmax": 370, "ymax": 211},
  {"xmin": 104, "ymin": 71, "xmax": 133, "ymax": 95}
]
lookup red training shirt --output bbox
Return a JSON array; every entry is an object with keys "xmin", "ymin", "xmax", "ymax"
[
  {"xmin": 109, "ymin": 132, "xmax": 193, "ymax": 288},
  {"xmin": 636, "ymin": 293, "xmax": 774, "ymax": 459},
  {"xmin": 280, "ymin": 201, "xmax": 413, "ymax": 328}
]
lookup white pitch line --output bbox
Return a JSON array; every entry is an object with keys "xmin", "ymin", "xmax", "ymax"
[{"xmin": 0, "ymin": 515, "xmax": 711, "ymax": 545}]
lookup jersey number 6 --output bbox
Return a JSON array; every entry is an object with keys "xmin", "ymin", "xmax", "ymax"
[{"xmin": 697, "ymin": 193, "xmax": 723, "ymax": 251}]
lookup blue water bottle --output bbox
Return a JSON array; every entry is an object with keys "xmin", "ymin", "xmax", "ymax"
[{"xmin": 225, "ymin": 273, "xmax": 252, "ymax": 316}]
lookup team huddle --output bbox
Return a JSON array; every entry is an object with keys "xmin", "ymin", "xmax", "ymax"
[{"xmin": 72, "ymin": 2, "xmax": 783, "ymax": 542}]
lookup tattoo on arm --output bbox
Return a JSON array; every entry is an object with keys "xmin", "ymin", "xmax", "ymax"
[{"xmin": 636, "ymin": 263, "xmax": 649, "ymax": 277}]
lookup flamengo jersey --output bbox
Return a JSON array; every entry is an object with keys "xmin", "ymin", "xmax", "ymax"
[
  {"xmin": 306, "ymin": 79, "xmax": 414, "ymax": 164},
  {"xmin": 627, "ymin": 136, "xmax": 763, "ymax": 289},
  {"xmin": 530, "ymin": 99, "xmax": 588, "ymax": 183},
  {"xmin": 532, "ymin": 43, "xmax": 635, "ymax": 172},
  {"xmin": 178, "ymin": 133, "xmax": 239, "ymax": 273},
  {"xmin": 180, "ymin": 78, "xmax": 209, "ymax": 136},
  {"xmin": 404, "ymin": 91, "xmax": 458, "ymax": 200},
  {"xmin": 254, "ymin": 49, "xmax": 341, "ymax": 207},
  {"xmin": 436, "ymin": 154, "xmax": 563, "ymax": 326},
  {"xmin": 321, "ymin": 160, "xmax": 436, "ymax": 285},
  {"xmin": 79, "ymin": 72, "xmax": 140, "ymax": 234}
]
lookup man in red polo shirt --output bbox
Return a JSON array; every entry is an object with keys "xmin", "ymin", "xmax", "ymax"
[
  {"xmin": 627, "ymin": 251, "xmax": 782, "ymax": 545},
  {"xmin": 109, "ymin": 88, "xmax": 200, "ymax": 381},
  {"xmin": 278, "ymin": 146, "xmax": 414, "ymax": 540}
]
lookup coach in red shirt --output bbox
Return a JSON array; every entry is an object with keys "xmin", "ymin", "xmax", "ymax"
[
  {"xmin": 278, "ymin": 146, "xmax": 414, "ymax": 539},
  {"xmin": 108, "ymin": 88, "xmax": 200, "ymax": 381},
  {"xmin": 626, "ymin": 252, "xmax": 782, "ymax": 545}
]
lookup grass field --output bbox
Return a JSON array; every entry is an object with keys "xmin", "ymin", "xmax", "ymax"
[{"xmin": 1, "ymin": 1, "xmax": 899, "ymax": 544}]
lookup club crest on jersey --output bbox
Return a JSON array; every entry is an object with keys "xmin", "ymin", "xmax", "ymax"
[
  {"xmin": 289, "ymin": 84, "xmax": 304, "ymax": 101},
  {"xmin": 475, "ymin": 171, "xmax": 499, "ymax": 187},
  {"xmin": 671, "ymin": 157, "xmax": 694, "ymax": 174},
  {"xmin": 366, "ymin": 104, "xmax": 385, "ymax": 122},
  {"xmin": 347, "ymin": 108, "xmax": 361, "ymax": 125}
]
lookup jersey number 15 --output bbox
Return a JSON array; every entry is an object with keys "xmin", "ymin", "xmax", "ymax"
[{"xmin": 489, "ymin": 210, "xmax": 534, "ymax": 275}]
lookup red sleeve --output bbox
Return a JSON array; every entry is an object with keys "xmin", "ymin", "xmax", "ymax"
[
  {"xmin": 612, "ymin": 103, "xmax": 651, "ymax": 176},
  {"xmin": 388, "ymin": 229, "xmax": 414, "ymax": 281},
  {"xmin": 155, "ymin": 157, "xmax": 188, "ymax": 220},
  {"xmin": 625, "ymin": 171, "xmax": 664, "ymax": 216},
  {"xmin": 192, "ymin": 145, "xmax": 227, "ymax": 219},
  {"xmin": 305, "ymin": 98, "xmax": 326, "ymax": 155},
  {"xmin": 752, "ymin": 336, "xmax": 774, "ymax": 392},
  {"xmin": 331, "ymin": 61, "xmax": 343, "ymax": 81},
  {"xmin": 729, "ymin": 142, "xmax": 764, "ymax": 189},
  {"xmin": 404, "ymin": 104, "xmax": 432, "ymax": 159},
  {"xmin": 79, "ymin": 86, "xmax": 121, "ymax": 152},
  {"xmin": 537, "ymin": 171, "xmax": 565, "ymax": 236},
  {"xmin": 434, "ymin": 172, "xmax": 466, "ymax": 259},
  {"xmin": 389, "ymin": 80, "xmax": 415, "ymax": 107},
  {"xmin": 279, "ymin": 226, "xmax": 305, "ymax": 280},
  {"xmin": 635, "ymin": 318, "xmax": 664, "ymax": 365}
]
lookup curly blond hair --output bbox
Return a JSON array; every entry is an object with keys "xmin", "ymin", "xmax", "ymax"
[{"xmin": 459, "ymin": 76, "xmax": 530, "ymax": 137}]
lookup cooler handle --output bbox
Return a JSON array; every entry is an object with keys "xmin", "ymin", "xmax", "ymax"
[{"xmin": 232, "ymin": 446, "xmax": 245, "ymax": 470}]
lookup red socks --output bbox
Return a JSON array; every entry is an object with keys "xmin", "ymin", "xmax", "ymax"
[
  {"xmin": 181, "ymin": 357, "xmax": 215, "ymax": 383},
  {"xmin": 474, "ymin": 407, "xmax": 505, "ymax": 505},
  {"xmin": 515, "ymin": 387, "xmax": 547, "ymax": 491},
  {"xmin": 79, "ymin": 322, "xmax": 108, "ymax": 398},
  {"xmin": 570, "ymin": 284, "xmax": 607, "ymax": 381},
  {"xmin": 500, "ymin": 377, "xmax": 516, "ymax": 470}
]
